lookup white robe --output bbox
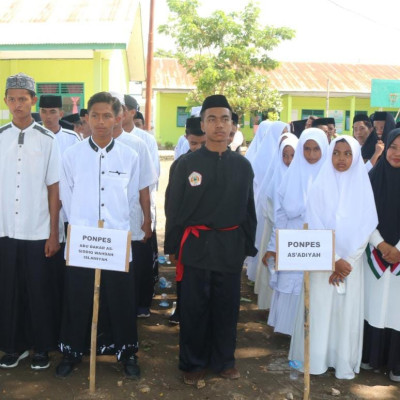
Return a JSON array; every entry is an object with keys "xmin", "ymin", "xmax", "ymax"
[
  {"xmin": 246, "ymin": 125, "xmax": 290, "ymax": 282},
  {"xmin": 289, "ymin": 135, "xmax": 378, "ymax": 379},
  {"xmin": 266, "ymin": 208, "xmax": 304, "ymax": 334},
  {"xmin": 254, "ymin": 136, "xmax": 298, "ymax": 310},
  {"xmin": 266, "ymin": 129, "xmax": 329, "ymax": 335},
  {"xmin": 289, "ymin": 241, "xmax": 368, "ymax": 379}
]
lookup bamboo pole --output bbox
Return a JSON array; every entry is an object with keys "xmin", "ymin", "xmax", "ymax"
[
  {"xmin": 303, "ymin": 223, "xmax": 310, "ymax": 400},
  {"xmin": 89, "ymin": 219, "xmax": 104, "ymax": 394}
]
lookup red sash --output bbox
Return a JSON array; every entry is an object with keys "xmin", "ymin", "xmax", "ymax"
[{"xmin": 176, "ymin": 224, "xmax": 239, "ymax": 281}]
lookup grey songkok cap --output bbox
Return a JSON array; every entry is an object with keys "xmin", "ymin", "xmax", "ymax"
[
  {"xmin": 124, "ymin": 94, "xmax": 139, "ymax": 111},
  {"xmin": 6, "ymin": 73, "xmax": 35, "ymax": 93}
]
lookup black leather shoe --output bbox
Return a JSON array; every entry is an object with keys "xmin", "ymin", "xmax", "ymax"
[
  {"xmin": 55, "ymin": 357, "xmax": 81, "ymax": 378},
  {"xmin": 123, "ymin": 355, "xmax": 140, "ymax": 380}
]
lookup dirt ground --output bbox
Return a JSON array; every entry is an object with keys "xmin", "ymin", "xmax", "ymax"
[{"xmin": 1, "ymin": 158, "xmax": 400, "ymax": 400}]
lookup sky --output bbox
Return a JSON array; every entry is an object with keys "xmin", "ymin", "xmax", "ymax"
[{"xmin": 141, "ymin": 0, "xmax": 400, "ymax": 65}]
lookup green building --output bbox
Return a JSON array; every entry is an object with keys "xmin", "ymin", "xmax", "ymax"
[
  {"xmin": 0, "ymin": 0, "xmax": 145, "ymax": 124},
  {"xmin": 151, "ymin": 58, "xmax": 400, "ymax": 146}
]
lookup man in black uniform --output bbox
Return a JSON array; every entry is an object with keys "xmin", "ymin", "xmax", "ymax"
[{"xmin": 164, "ymin": 95, "xmax": 257, "ymax": 385}]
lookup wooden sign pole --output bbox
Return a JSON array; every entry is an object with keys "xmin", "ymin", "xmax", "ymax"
[
  {"xmin": 275, "ymin": 225, "xmax": 335, "ymax": 400},
  {"xmin": 89, "ymin": 219, "xmax": 104, "ymax": 394},
  {"xmin": 303, "ymin": 223, "xmax": 310, "ymax": 400}
]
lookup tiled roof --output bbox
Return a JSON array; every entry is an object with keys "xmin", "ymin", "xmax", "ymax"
[
  {"xmin": 152, "ymin": 58, "xmax": 400, "ymax": 97},
  {"xmin": 0, "ymin": 0, "xmax": 140, "ymax": 45}
]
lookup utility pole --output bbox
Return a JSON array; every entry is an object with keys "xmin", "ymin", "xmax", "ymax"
[{"xmin": 144, "ymin": 0, "xmax": 155, "ymax": 131}]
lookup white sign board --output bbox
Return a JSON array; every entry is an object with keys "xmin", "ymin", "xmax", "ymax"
[
  {"xmin": 276, "ymin": 229, "xmax": 335, "ymax": 271},
  {"xmin": 66, "ymin": 225, "xmax": 131, "ymax": 272}
]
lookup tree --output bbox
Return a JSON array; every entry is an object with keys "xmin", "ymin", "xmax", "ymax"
[{"xmin": 158, "ymin": 0, "xmax": 295, "ymax": 117}]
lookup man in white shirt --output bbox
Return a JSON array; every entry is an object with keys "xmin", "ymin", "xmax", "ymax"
[
  {"xmin": 57, "ymin": 92, "xmax": 141, "ymax": 379},
  {"xmin": 39, "ymin": 95, "xmax": 81, "ymax": 152},
  {"xmin": 0, "ymin": 73, "xmax": 60, "ymax": 371},
  {"xmin": 123, "ymin": 94, "xmax": 160, "ymax": 317},
  {"xmin": 110, "ymin": 92, "xmax": 158, "ymax": 318},
  {"xmin": 174, "ymin": 135, "xmax": 189, "ymax": 160},
  {"xmin": 39, "ymin": 94, "xmax": 81, "ymax": 337}
]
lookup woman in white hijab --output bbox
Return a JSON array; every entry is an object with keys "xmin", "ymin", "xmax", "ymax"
[
  {"xmin": 251, "ymin": 133, "xmax": 298, "ymax": 287},
  {"xmin": 255, "ymin": 135, "xmax": 298, "ymax": 309},
  {"xmin": 246, "ymin": 121, "xmax": 289, "ymax": 282},
  {"xmin": 246, "ymin": 122, "xmax": 291, "ymax": 282},
  {"xmin": 289, "ymin": 136, "xmax": 378, "ymax": 379},
  {"xmin": 264, "ymin": 128, "xmax": 329, "ymax": 335},
  {"xmin": 251, "ymin": 121, "xmax": 290, "ymax": 200},
  {"xmin": 245, "ymin": 120, "xmax": 272, "ymax": 163}
]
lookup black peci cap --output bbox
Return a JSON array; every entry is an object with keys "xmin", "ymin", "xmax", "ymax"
[
  {"xmin": 353, "ymin": 114, "xmax": 370, "ymax": 124},
  {"xmin": 39, "ymin": 95, "xmax": 62, "ymax": 108},
  {"xmin": 312, "ymin": 117, "xmax": 332, "ymax": 127},
  {"xmin": 62, "ymin": 113, "xmax": 81, "ymax": 124},
  {"xmin": 291, "ymin": 119, "xmax": 307, "ymax": 137},
  {"xmin": 59, "ymin": 119, "xmax": 75, "ymax": 130},
  {"xmin": 200, "ymin": 94, "xmax": 231, "ymax": 114}
]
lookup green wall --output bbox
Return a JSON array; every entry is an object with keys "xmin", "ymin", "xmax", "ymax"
[
  {"xmin": 281, "ymin": 94, "xmax": 396, "ymax": 134},
  {"xmin": 155, "ymin": 92, "xmax": 189, "ymax": 145},
  {"xmin": 155, "ymin": 91, "xmax": 259, "ymax": 146},
  {"xmin": 0, "ymin": 57, "xmax": 111, "ymax": 125},
  {"xmin": 155, "ymin": 91, "xmax": 398, "ymax": 146}
]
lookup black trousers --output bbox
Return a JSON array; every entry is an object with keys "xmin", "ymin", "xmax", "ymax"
[
  {"xmin": 0, "ymin": 237, "xmax": 57, "ymax": 353},
  {"xmin": 132, "ymin": 238, "xmax": 155, "ymax": 309},
  {"xmin": 46, "ymin": 241, "xmax": 65, "ymax": 339},
  {"xmin": 59, "ymin": 263, "xmax": 138, "ymax": 360},
  {"xmin": 179, "ymin": 265, "xmax": 241, "ymax": 373},
  {"xmin": 174, "ymin": 281, "xmax": 181, "ymax": 317},
  {"xmin": 362, "ymin": 320, "xmax": 400, "ymax": 372}
]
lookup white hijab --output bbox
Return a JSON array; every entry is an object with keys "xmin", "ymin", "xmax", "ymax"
[
  {"xmin": 245, "ymin": 120, "xmax": 273, "ymax": 163},
  {"xmin": 305, "ymin": 135, "xmax": 378, "ymax": 259},
  {"xmin": 266, "ymin": 136, "xmax": 299, "ymax": 208},
  {"xmin": 256, "ymin": 132, "xmax": 297, "ymax": 205},
  {"xmin": 278, "ymin": 128, "xmax": 329, "ymax": 220},
  {"xmin": 252, "ymin": 121, "xmax": 290, "ymax": 190}
]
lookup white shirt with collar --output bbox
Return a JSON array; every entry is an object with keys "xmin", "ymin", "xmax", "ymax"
[
  {"xmin": 116, "ymin": 131, "xmax": 157, "ymax": 190},
  {"xmin": 129, "ymin": 126, "xmax": 160, "ymax": 178},
  {"xmin": 54, "ymin": 126, "xmax": 81, "ymax": 155},
  {"xmin": 51, "ymin": 126, "xmax": 81, "ymax": 241},
  {"xmin": 60, "ymin": 136, "xmax": 139, "ymax": 233},
  {"xmin": 128, "ymin": 126, "xmax": 160, "ymax": 229},
  {"xmin": 0, "ymin": 121, "xmax": 60, "ymax": 240},
  {"xmin": 174, "ymin": 135, "xmax": 188, "ymax": 160},
  {"xmin": 116, "ymin": 131, "xmax": 158, "ymax": 240}
]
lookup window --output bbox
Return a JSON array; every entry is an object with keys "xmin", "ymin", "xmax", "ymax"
[
  {"xmin": 177, "ymin": 106, "xmax": 190, "ymax": 127},
  {"xmin": 36, "ymin": 83, "xmax": 84, "ymax": 115},
  {"xmin": 301, "ymin": 109, "xmax": 324, "ymax": 119}
]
